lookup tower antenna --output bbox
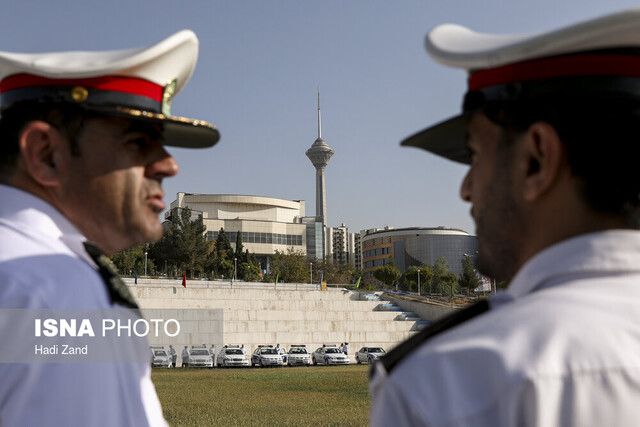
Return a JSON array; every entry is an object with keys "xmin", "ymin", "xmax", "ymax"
[{"xmin": 317, "ymin": 86, "xmax": 322, "ymax": 139}]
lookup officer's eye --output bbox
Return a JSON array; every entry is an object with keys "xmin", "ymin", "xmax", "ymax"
[{"xmin": 128, "ymin": 137, "xmax": 151, "ymax": 150}]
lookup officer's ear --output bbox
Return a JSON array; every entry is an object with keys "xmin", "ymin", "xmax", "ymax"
[
  {"xmin": 519, "ymin": 121, "xmax": 566, "ymax": 202},
  {"xmin": 19, "ymin": 121, "xmax": 65, "ymax": 187}
]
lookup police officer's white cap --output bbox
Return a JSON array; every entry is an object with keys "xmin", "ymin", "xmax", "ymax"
[
  {"xmin": 402, "ymin": 9, "xmax": 640, "ymax": 163},
  {"xmin": 0, "ymin": 30, "xmax": 219, "ymax": 148}
]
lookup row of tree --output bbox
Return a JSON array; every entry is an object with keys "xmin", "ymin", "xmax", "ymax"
[
  {"xmin": 111, "ymin": 207, "xmax": 257, "ymax": 280},
  {"xmin": 265, "ymin": 248, "xmax": 362, "ymax": 285},
  {"xmin": 111, "ymin": 208, "xmax": 363, "ymax": 285},
  {"xmin": 372, "ymin": 255, "xmax": 482, "ymax": 295},
  {"xmin": 111, "ymin": 207, "xmax": 488, "ymax": 293}
]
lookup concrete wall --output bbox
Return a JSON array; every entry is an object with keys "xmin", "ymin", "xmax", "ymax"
[{"xmin": 129, "ymin": 282, "xmax": 417, "ymax": 365}]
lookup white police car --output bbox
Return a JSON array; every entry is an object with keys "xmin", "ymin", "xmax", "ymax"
[
  {"xmin": 150, "ymin": 346, "xmax": 172, "ymax": 368},
  {"xmin": 287, "ymin": 345, "xmax": 311, "ymax": 366},
  {"xmin": 217, "ymin": 345, "xmax": 250, "ymax": 368},
  {"xmin": 355, "ymin": 346, "xmax": 386, "ymax": 364},
  {"xmin": 251, "ymin": 345, "xmax": 284, "ymax": 367},
  {"xmin": 185, "ymin": 345, "xmax": 214, "ymax": 368},
  {"xmin": 312, "ymin": 344, "xmax": 350, "ymax": 366}
]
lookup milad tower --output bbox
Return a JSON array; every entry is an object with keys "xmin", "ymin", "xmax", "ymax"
[{"xmin": 305, "ymin": 89, "xmax": 334, "ymax": 227}]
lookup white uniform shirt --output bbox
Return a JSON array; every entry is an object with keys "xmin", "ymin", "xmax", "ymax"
[
  {"xmin": 0, "ymin": 184, "xmax": 167, "ymax": 426},
  {"xmin": 371, "ymin": 230, "xmax": 640, "ymax": 427}
]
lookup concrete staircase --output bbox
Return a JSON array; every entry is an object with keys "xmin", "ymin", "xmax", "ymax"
[{"xmin": 369, "ymin": 294, "xmax": 427, "ymax": 331}]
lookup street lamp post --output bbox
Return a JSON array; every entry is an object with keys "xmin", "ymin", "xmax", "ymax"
[
  {"xmin": 233, "ymin": 257, "xmax": 237, "ymax": 283},
  {"xmin": 417, "ymin": 269, "xmax": 421, "ymax": 296},
  {"xmin": 144, "ymin": 249, "xmax": 148, "ymax": 277},
  {"xmin": 310, "ymin": 262, "xmax": 313, "ymax": 284}
]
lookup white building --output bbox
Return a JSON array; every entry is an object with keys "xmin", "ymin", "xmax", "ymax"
[
  {"xmin": 166, "ymin": 193, "xmax": 309, "ymax": 272},
  {"xmin": 327, "ymin": 223, "xmax": 356, "ymax": 266}
]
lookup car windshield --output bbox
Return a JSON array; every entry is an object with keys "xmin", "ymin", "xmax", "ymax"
[
  {"xmin": 289, "ymin": 348, "xmax": 307, "ymax": 354},
  {"xmin": 154, "ymin": 350, "xmax": 167, "ymax": 356},
  {"xmin": 369, "ymin": 348, "xmax": 385, "ymax": 353},
  {"xmin": 191, "ymin": 350, "xmax": 209, "ymax": 356},
  {"xmin": 260, "ymin": 348, "xmax": 278, "ymax": 354},
  {"xmin": 226, "ymin": 349, "xmax": 243, "ymax": 355},
  {"xmin": 325, "ymin": 348, "xmax": 341, "ymax": 354}
]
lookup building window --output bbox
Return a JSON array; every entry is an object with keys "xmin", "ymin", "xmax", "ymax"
[{"xmin": 207, "ymin": 230, "xmax": 303, "ymax": 246}]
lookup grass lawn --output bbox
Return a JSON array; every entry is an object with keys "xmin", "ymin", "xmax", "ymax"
[{"xmin": 152, "ymin": 365, "xmax": 371, "ymax": 426}]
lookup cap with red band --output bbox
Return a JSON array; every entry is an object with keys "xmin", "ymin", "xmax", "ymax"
[
  {"xmin": 0, "ymin": 30, "xmax": 219, "ymax": 149},
  {"xmin": 401, "ymin": 9, "xmax": 640, "ymax": 164}
]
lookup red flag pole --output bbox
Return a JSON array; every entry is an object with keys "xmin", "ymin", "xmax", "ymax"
[{"xmin": 182, "ymin": 271, "xmax": 186, "ymax": 288}]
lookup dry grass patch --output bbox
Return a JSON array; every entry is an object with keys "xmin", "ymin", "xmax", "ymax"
[{"xmin": 153, "ymin": 365, "xmax": 370, "ymax": 426}]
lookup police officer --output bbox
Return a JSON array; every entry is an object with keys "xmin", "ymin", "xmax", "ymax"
[
  {"xmin": 0, "ymin": 30, "xmax": 219, "ymax": 426},
  {"xmin": 170, "ymin": 345, "xmax": 177, "ymax": 368},
  {"xmin": 371, "ymin": 9, "xmax": 640, "ymax": 426},
  {"xmin": 182, "ymin": 346, "xmax": 190, "ymax": 367},
  {"xmin": 209, "ymin": 344, "xmax": 216, "ymax": 367}
]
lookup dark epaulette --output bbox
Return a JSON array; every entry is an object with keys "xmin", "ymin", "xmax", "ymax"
[{"xmin": 374, "ymin": 299, "xmax": 490, "ymax": 376}]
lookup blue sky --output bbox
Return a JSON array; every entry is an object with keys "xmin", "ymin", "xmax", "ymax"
[{"xmin": 2, "ymin": 1, "xmax": 639, "ymax": 235}]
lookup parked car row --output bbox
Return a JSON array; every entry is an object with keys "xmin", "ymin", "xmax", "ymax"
[{"xmin": 151, "ymin": 344, "xmax": 387, "ymax": 368}]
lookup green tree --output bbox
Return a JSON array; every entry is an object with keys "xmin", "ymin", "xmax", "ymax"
[
  {"xmin": 373, "ymin": 258, "xmax": 401, "ymax": 288},
  {"xmin": 266, "ymin": 248, "xmax": 309, "ymax": 283},
  {"xmin": 148, "ymin": 223, "xmax": 182, "ymax": 276},
  {"xmin": 310, "ymin": 258, "xmax": 357, "ymax": 284},
  {"xmin": 459, "ymin": 255, "xmax": 480, "ymax": 295},
  {"xmin": 111, "ymin": 244, "xmax": 155, "ymax": 276},
  {"xmin": 208, "ymin": 228, "xmax": 234, "ymax": 279},
  {"xmin": 234, "ymin": 232, "xmax": 246, "ymax": 263},
  {"xmin": 431, "ymin": 257, "xmax": 459, "ymax": 294},
  {"xmin": 181, "ymin": 212, "xmax": 209, "ymax": 277},
  {"xmin": 403, "ymin": 265, "xmax": 434, "ymax": 293},
  {"xmin": 215, "ymin": 228, "xmax": 233, "ymax": 260},
  {"xmin": 239, "ymin": 262, "xmax": 261, "ymax": 281},
  {"xmin": 216, "ymin": 258, "xmax": 234, "ymax": 280},
  {"xmin": 148, "ymin": 207, "xmax": 209, "ymax": 278},
  {"xmin": 200, "ymin": 229, "xmax": 261, "ymax": 281}
]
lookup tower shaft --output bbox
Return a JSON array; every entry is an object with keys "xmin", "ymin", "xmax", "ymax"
[{"xmin": 316, "ymin": 166, "xmax": 327, "ymax": 225}]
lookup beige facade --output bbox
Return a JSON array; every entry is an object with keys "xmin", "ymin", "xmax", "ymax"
[{"xmin": 167, "ymin": 193, "xmax": 308, "ymax": 260}]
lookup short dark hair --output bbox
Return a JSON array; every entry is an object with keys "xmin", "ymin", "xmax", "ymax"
[
  {"xmin": 0, "ymin": 101, "xmax": 96, "ymax": 179},
  {"xmin": 484, "ymin": 98, "xmax": 640, "ymax": 227}
]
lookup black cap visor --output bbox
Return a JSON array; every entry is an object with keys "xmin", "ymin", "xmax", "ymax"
[
  {"xmin": 113, "ymin": 107, "xmax": 220, "ymax": 148},
  {"xmin": 400, "ymin": 112, "xmax": 471, "ymax": 165}
]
